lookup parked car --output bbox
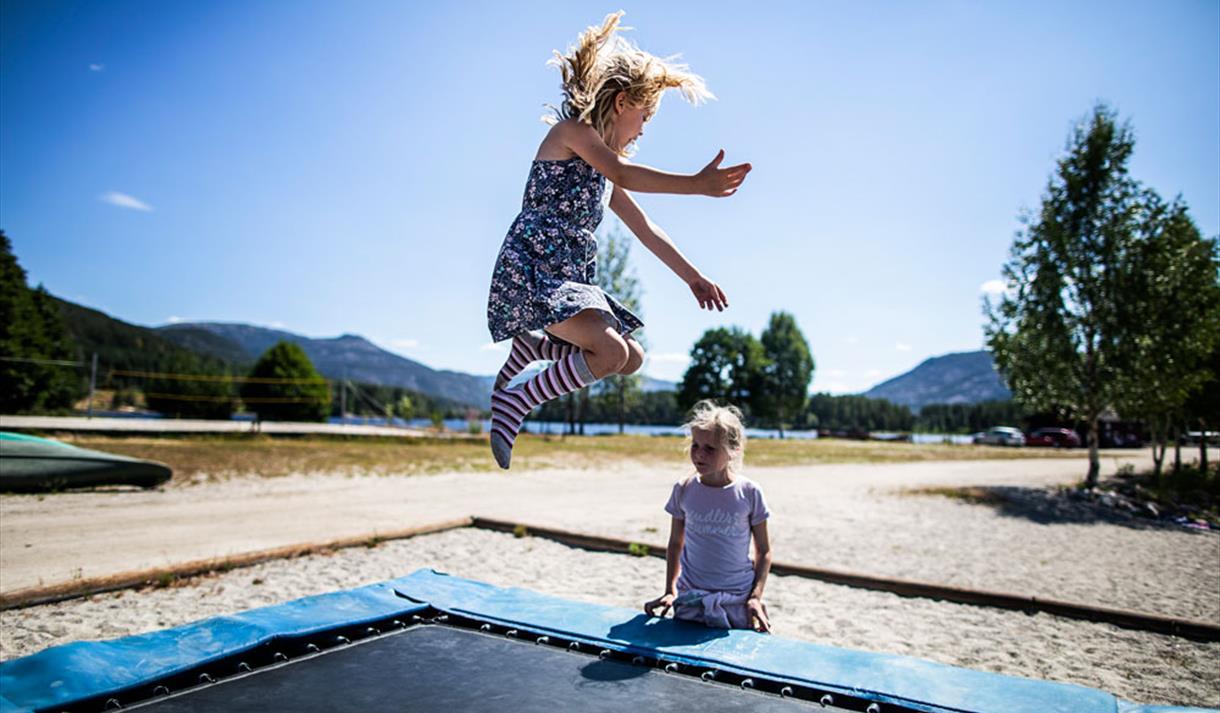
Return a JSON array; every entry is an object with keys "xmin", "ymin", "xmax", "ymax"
[
  {"xmin": 1026, "ymin": 427, "xmax": 1082, "ymax": 448},
  {"xmin": 973, "ymin": 427, "xmax": 1026, "ymax": 447}
]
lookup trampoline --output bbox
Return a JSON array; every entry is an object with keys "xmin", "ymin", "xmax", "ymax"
[{"xmin": 0, "ymin": 569, "xmax": 1211, "ymax": 713}]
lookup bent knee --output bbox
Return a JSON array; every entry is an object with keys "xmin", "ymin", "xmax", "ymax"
[{"xmin": 620, "ymin": 341, "xmax": 645, "ymax": 375}]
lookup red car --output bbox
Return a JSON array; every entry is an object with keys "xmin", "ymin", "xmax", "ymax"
[{"xmin": 1027, "ymin": 427, "xmax": 1082, "ymax": 448}]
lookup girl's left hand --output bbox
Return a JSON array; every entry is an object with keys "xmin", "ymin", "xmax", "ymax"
[
  {"xmin": 746, "ymin": 597, "xmax": 771, "ymax": 633},
  {"xmin": 689, "ymin": 275, "xmax": 728, "ymax": 311}
]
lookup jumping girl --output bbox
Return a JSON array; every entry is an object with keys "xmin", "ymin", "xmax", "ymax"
[{"xmin": 486, "ymin": 11, "xmax": 752, "ymax": 468}]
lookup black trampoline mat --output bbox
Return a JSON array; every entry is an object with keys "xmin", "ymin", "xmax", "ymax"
[{"xmin": 127, "ymin": 625, "xmax": 844, "ymax": 712}]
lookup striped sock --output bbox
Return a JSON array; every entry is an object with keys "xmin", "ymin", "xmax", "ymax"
[
  {"xmin": 494, "ymin": 331, "xmax": 576, "ymax": 389},
  {"xmin": 490, "ymin": 351, "xmax": 596, "ymax": 469}
]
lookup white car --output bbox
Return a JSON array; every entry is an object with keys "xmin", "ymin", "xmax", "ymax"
[{"xmin": 973, "ymin": 427, "xmax": 1025, "ymax": 447}]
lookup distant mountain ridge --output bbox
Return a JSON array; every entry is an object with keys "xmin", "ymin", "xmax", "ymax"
[
  {"xmin": 863, "ymin": 350, "xmax": 1011, "ymax": 412},
  {"xmin": 159, "ymin": 322, "xmax": 494, "ymax": 409}
]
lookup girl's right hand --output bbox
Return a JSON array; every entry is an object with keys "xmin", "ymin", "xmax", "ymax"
[
  {"xmin": 644, "ymin": 593, "xmax": 676, "ymax": 617},
  {"xmin": 696, "ymin": 149, "xmax": 751, "ymax": 197},
  {"xmin": 689, "ymin": 275, "xmax": 728, "ymax": 311}
]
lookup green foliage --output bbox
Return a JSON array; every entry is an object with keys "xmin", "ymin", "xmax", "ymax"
[
  {"xmin": 0, "ymin": 233, "xmax": 84, "ymax": 412},
  {"xmin": 628, "ymin": 542, "xmax": 650, "ymax": 557},
  {"xmin": 533, "ymin": 387, "xmax": 681, "ymax": 425},
  {"xmin": 983, "ymin": 103, "xmax": 1220, "ymax": 485},
  {"xmin": 801, "ymin": 393, "xmax": 914, "ymax": 432},
  {"xmin": 915, "ymin": 400, "xmax": 1027, "ymax": 434},
  {"xmin": 239, "ymin": 341, "xmax": 330, "ymax": 422},
  {"xmin": 757, "ymin": 311, "xmax": 814, "ymax": 433},
  {"xmin": 143, "ymin": 353, "xmax": 236, "ymax": 419},
  {"xmin": 596, "ymin": 221, "xmax": 645, "ymax": 432},
  {"xmin": 677, "ymin": 327, "xmax": 767, "ymax": 418}
]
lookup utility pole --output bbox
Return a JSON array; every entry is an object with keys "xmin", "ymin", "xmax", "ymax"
[{"xmin": 87, "ymin": 352, "xmax": 98, "ymax": 418}]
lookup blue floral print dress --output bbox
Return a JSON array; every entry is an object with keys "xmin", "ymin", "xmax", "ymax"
[{"xmin": 487, "ymin": 157, "xmax": 644, "ymax": 343}]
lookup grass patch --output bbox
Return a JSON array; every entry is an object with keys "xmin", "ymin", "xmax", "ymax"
[{"xmin": 43, "ymin": 432, "xmax": 1086, "ymax": 485}]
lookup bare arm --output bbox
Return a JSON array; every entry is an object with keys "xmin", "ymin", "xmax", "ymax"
[
  {"xmin": 747, "ymin": 520, "xmax": 773, "ymax": 632},
  {"xmin": 558, "ymin": 120, "xmax": 750, "ymax": 197},
  {"xmin": 644, "ymin": 517, "xmax": 685, "ymax": 617},
  {"xmin": 748, "ymin": 520, "xmax": 772, "ymax": 601},
  {"xmin": 610, "ymin": 186, "xmax": 728, "ymax": 311}
]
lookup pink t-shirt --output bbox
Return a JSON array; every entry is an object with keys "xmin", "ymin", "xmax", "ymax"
[{"xmin": 664, "ymin": 474, "xmax": 771, "ymax": 595}]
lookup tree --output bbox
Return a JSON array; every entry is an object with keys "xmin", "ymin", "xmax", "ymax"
[
  {"xmin": 757, "ymin": 311, "xmax": 814, "ymax": 436},
  {"xmin": 1111, "ymin": 194, "xmax": 1220, "ymax": 475},
  {"xmin": 239, "ymin": 341, "xmax": 330, "ymax": 422},
  {"xmin": 596, "ymin": 221, "xmax": 645, "ymax": 433},
  {"xmin": 678, "ymin": 327, "xmax": 767, "ymax": 418},
  {"xmin": 986, "ymin": 104, "xmax": 1143, "ymax": 487},
  {"xmin": 143, "ymin": 352, "xmax": 236, "ymax": 419},
  {"xmin": 0, "ymin": 232, "xmax": 81, "ymax": 413}
]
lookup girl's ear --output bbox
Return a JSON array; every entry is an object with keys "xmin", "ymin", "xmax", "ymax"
[{"xmin": 614, "ymin": 91, "xmax": 626, "ymax": 115}]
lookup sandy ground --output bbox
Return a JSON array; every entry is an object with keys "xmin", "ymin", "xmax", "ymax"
[
  {"xmin": 2, "ymin": 528, "xmax": 1216, "ymax": 708},
  {"xmin": 2, "ymin": 450, "xmax": 1218, "ymax": 707}
]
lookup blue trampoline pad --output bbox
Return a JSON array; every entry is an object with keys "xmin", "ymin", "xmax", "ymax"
[{"xmin": 1, "ymin": 570, "xmax": 1215, "ymax": 713}]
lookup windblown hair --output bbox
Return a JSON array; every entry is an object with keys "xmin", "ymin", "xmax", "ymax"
[
  {"xmin": 683, "ymin": 399, "xmax": 746, "ymax": 473},
  {"xmin": 544, "ymin": 11, "xmax": 713, "ymax": 155}
]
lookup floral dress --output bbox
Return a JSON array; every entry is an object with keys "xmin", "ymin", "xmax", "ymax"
[{"xmin": 487, "ymin": 157, "xmax": 644, "ymax": 343}]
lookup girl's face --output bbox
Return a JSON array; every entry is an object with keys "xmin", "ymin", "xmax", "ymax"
[
  {"xmin": 610, "ymin": 94, "xmax": 653, "ymax": 151},
  {"xmin": 690, "ymin": 428, "xmax": 732, "ymax": 477}
]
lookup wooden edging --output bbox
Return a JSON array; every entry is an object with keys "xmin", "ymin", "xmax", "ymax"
[
  {"xmin": 0, "ymin": 517, "xmax": 473, "ymax": 611},
  {"xmin": 470, "ymin": 516, "xmax": 1220, "ymax": 643}
]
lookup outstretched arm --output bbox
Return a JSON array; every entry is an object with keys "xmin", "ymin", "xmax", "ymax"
[
  {"xmin": 560, "ymin": 120, "xmax": 750, "ymax": 197},
  {"xmin": 610, "ymin": 185, "xmax": 728, "ymax": 311}
]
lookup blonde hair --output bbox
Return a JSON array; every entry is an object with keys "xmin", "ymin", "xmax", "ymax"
[
  {"xmin": 544, "ymin": 11, "xmax": 713, "ymax": 156},
  {"xmin": 684, "ymin": 399, "xmax": 746, "ymax": 473}
]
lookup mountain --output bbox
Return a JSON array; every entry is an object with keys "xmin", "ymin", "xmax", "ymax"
[
  {"xmin": 159, "ymin": 322, "xmax": 493, "ymax": 408},
  {"xmin": 863, "ymin": 350, "xmax": 1011, "ymax": 412}
]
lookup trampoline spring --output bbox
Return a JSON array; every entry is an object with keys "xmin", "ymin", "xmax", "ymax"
[
  {"xmin": 104, "ymin": 698, "xmax": 122, "ymax": 710},
  {"xmin": 632, "ymin": 656, "xmax": 647, "ymax": 666},
  {"xmin": 336, "ymin": 636, "xmax": 351, "ymax": 645},
  {"xmin": 198, "ymin": 673, "xmax": 215, "ymax": 684},
  {"xmin": 598, "ymin": 649, "xmax": 612, "ymax": 660},
  {"xmin": 741, "ymin": 678, "xmax": 755, "ymax": 689},
  {"xmin": 568, "ymin": 642, "xmax": 581, "ymax": 651},
  {"xmin": 536, "ymin": 636, "xmax": 550, "ymax": 645},
  {"xmin": 237, "ymin": 662, "xmax": 252, "ymax": 673},
  {"xmin": 701, "ymin": 670, "xmax": 716, "ymax": 682},
  {"xmin": 664, "ymin": 663, "xmax": 679, "ymax": 673},
  {"xmin": 435, "ymin": 615, "xmax": 449, "ymax": 623},
  {"xmin": 780, "ymin": 686, "xmax": 794, "ymax": 697},
  {"xmin": 411, "ymin": 615, "xmax": 424, "ymax": 623},
  {"xmin": 153, "ymin": 685, "xmax": 170, "ymax": 696},
  {"xmin": 272, "ymin": 652, "xmax": 288, "ymax": 662},
  {"xmin": 480, "ymin": 624, "xmax": 492, "ymax": 632},
  {"xmin": 819, "ymin": 693, "xmax": 835, "ymax": 707},
  {"xmin": 305, "ymin": 644, "xmax": 320, "ymax": 653},
  {"xmin": 365, "ymin": 627, "xmax": 378, "ymax": 636},
  {"xmin": 505, "ymin": 629, "xmax": 519, "ymax": 638},
  {"xmin": 392, "ymin": 619, "xmax": 405, "ymax": 628},
  {"xmin": 866, "ymin": 705, "xmax": 881, "ymax": 713}
]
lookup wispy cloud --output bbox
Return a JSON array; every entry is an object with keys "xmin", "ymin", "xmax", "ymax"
[
  {"xmin": 843, "ymin": 335, "xmax": 860, "ymax": 345},
  {"xmin": 481, "ymin": 341, "xmax": 507, "ymax": 352},
  {"xmin": 99, "ymin": 191, "xmax": 152, "ymax": 212},
  {"xmin": 825, "ymin": 368, "xmax": 848, "ymax": 378},
  {"xmin": 895, "ymin": 342, "xmax": 912, "ymax": 352},
  {"xmin": 167, "ymin": 316, "xmax": 183, "ymax": 324},
  {"xmin": 980, "ymin": 279, "xmax": 1007, "ymax": 296},
  {"xmin": 390, "ymin": 338, "xmax": 419, "ymax": 349},
  {"xmin": 89, "ymin": 63, "xmax": 105, "ymax": 72},
  {"xmin": 865, "ymin": 368, "xmax": 883, "ymax": 378}
]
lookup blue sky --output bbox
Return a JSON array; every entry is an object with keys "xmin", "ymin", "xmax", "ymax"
[{"xmin": 2, "ymin": 1, "xmax": 1217, "ymax": 392}]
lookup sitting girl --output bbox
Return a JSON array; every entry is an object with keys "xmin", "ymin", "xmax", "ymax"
[{"xmin": 644, "ymin": 400, "xmax": 773, "ymax": 632}]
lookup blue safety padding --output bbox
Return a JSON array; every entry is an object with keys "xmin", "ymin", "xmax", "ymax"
[
  {"xmin": 0, "ymin": 580, "xmax": 428, "ymax": 712},
  {"xmin": 1, "ymin": 568, "xmax": 1214, "ymax": 713}
]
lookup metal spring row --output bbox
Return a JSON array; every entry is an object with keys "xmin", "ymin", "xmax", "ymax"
[
  {"xmin": 70, "ymin": 608, "xmax": 899, "ymax": 713},
  {"xmin": 462, "ymin": 614, "xmax": 896, "ymax": 713}
]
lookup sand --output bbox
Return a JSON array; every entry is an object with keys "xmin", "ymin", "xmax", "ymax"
[{"xmin": 2, "ymin": 450, "xmax": 1217, "ymax": 708}]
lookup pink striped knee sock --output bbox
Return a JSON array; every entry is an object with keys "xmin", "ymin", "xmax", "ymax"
[
  {"xmin": 490, "ymin": 351, "xmax": 596, "ymax": 469},
  {"xmin": 494, "ymin": 330, "xmax": 576, "ymax": 390}
]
